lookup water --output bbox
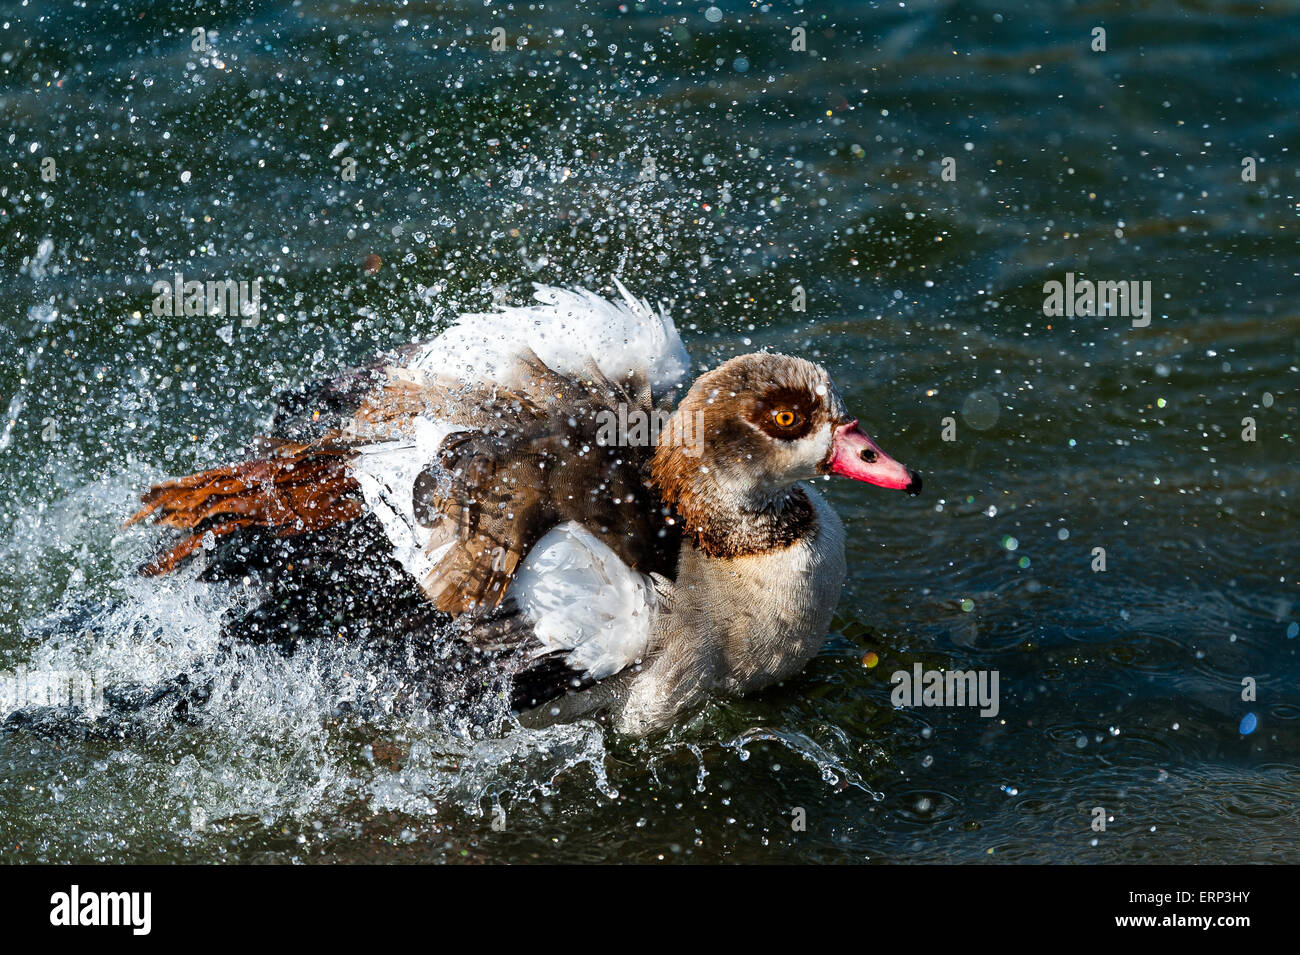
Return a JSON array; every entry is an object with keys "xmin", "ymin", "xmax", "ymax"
[{"xmin": 1, "ymin": 0, "xmax": 1296, "ymax": 863}]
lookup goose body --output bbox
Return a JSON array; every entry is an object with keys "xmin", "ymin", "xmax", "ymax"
[{"xmin": 129, "ymin": 282, "xmax": 919, "ymax": 736}]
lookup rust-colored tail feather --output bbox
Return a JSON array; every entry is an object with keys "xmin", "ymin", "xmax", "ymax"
[{"xmin": 126, "ymin": 438, "xmax": 363, "ymax": 576}]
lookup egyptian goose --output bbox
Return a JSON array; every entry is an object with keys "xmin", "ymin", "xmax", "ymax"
[{"xmin": 128, "ymin": 283, "xmax": 920, "ymax": 736}]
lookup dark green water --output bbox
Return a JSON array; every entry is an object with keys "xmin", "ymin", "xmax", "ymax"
[{"xmin": 0, "ymin": 0, "xmax": 1296, "ymax": 863}]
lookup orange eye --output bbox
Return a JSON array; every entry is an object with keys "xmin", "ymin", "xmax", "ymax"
[{"xmin": 773, "ymin": 409, "xmax": 799, "ymax": 428}]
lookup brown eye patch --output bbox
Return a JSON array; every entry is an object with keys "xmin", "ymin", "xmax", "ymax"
[{"xmin": 751, "ymin": 386, "xmax": 818, "ymax": 440}]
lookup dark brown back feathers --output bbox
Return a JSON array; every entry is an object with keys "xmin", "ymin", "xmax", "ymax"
[{"xmin": 411, "ymin": 353, "xmax": 678, "ymax": 614}]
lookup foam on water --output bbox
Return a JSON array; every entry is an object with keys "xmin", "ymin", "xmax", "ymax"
[
  {"xmin": 0, "ymin": 468, "xmax": 623, "ymax": 829},
  {"xmin": 2, "ymin": 464, "xmax": 873, "ymax": 859}
]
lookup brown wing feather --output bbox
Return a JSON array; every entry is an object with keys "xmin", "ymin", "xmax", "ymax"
[{"xmin": 126, "ymin": 437, "xmax": 364, "ymax": 576}]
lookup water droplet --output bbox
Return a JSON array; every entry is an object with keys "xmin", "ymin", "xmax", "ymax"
[{"xmin": 961, "ymin": 390, "xmax": 1000, "ymax": 431}]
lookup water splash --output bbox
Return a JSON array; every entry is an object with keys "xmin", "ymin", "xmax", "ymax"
[{"xmin": 724, "ymin": 726, "xmax": 883, "ymax": 800}]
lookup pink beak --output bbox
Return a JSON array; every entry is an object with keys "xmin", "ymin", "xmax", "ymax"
[{"xmin": 828, "ymin": 421, "xmax": 922, "ymax": 495}]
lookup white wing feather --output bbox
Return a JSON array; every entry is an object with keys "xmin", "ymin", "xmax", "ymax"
[
  {"xmin": 348, "ymin": 416, "xmax": 457, "ymax": 583},
  {"xmin": 406, "ymin": 280, "xmax": 689, "ymax": 393},
  {"xmin": 511, "ymin": 522, "xmax": 656, "ymax": 680}
]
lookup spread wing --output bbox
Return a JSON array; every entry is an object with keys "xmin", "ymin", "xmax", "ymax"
[{"xmin": 128, "ymin": 284, "xmax": 689, "ymax": 651}]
